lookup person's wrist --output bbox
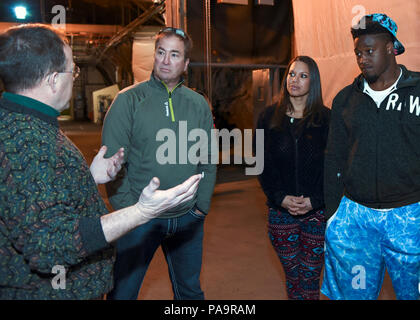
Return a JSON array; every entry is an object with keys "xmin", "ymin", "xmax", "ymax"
[
  {"xmin": 133, "ymin": 203, "xmax": 156, "ymax": 226},
  {"xmin": 89, "ymin": 167, "xmax": 100, "ymax": 184}
]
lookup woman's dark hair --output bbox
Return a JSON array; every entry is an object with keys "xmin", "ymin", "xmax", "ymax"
[
  {"xmin": 270, "ymin": 56, "xmax": 325, "ymax": 130},
  {"xmin": 0, "ymin": 24, "xmax": 68, "ymax": 93}
]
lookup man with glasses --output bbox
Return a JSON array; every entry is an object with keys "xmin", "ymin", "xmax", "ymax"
[
  {"xmin": 0, "ymin": 24, "xmax": 201, "ymax": 300},
  {"xmin": 103, "ymin": 27, "xmax": 217, "ymax": 300},
  {"xmin": 60, "ymin": 65, "xmax": 80, "ymax": 80}
]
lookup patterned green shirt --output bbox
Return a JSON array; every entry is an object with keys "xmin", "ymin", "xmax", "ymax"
[{"xmin": 0, "ymin": 94, "xmax": 114, "ymax": 299}]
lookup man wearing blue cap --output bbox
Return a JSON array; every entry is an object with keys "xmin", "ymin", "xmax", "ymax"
[{"xmin": 322, "ymin": 14, "xmax": 420, "ymax": 300}]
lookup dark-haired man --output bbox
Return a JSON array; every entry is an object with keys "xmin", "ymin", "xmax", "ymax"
[
  {"xmin": 103, "ymin": 27, "xmax": 217, "ymax": 300},
  {"xmin": 0, "ymin": 24, "xmax": 201, "ymax": 300},
  {"xmin": 321, "ymin": 14, "xmax": 420, "ymax": 300}
]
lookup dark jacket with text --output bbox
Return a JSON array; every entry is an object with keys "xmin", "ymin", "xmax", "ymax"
[{"xmin": 324, "ymin": 65, "xmax": 420, "ymax": 218}]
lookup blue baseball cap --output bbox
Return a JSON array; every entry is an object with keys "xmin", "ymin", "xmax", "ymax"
[{"xmin": 357, "ymin": 13, "xmax": 405, "ymax": 55}]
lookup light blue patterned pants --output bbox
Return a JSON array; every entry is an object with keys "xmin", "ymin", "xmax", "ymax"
[{"xmin": 321, "ymin": 196, "xmax": 420, "ymax": 300}]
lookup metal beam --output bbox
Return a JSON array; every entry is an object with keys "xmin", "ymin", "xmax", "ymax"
[
  {"xmin": 189, "ymin": 62, "xmax": 287, "ymax": 69},
  {"xmin": 98, "ymin": 0, "xmax": 165, "ymax": 61},
  {"xmin": 129, "ymin": 0, "xmax": 165, "ymax": 24}
]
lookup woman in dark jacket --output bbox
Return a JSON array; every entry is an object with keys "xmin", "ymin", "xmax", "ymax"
[{"xmin": 256, "ymin": 56, "xmax": 330, "ymax": 300}]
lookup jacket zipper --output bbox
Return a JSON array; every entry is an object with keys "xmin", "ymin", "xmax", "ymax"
[
  {"xmin": 289, "ymin": 120, "xmax": 300, "ymax": 196},
  {"xmin": 365, "ymin": 91, "xmax": 398, "ymax": 206},
  {"xmin": 361, "ymin": 92, "xmax": 381, "ymax": 205},
  {"xmin": 162, "ymin": 81, "xmax": 183, "ymax": 122},
  {"xmin": 361, "ymin": 72, "xmax": 401, "ymax": 206},
  {"xmin": 168, "ymin": 91, "xmax": 175, "ymax": 122}
]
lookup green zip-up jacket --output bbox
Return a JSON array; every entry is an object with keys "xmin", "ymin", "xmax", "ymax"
[{"xmin": 102, "ymin": 74, "xmax": 217, "ymax": 218}]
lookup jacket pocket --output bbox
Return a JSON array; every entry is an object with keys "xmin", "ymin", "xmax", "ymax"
[{"xmin": 189, "ymin": 209, "xmax": 206, "ymax": 220}]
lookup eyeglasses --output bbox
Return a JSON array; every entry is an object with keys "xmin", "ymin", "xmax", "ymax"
[
  {"xmin": 59, "ymin": 65, "xmax": 80, "ymax": 80},
  {"xmin": 158, "ymin": 27, "xmax": 187, "ymax": 39}
]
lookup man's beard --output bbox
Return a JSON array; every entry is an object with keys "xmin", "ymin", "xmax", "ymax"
[{"xmin": 364, "ymin": 73, "xmax": 380, "ymax": 84}]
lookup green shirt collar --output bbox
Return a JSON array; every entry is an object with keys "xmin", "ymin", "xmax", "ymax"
[
  {"xmin": 150, "ymin": 72, "xmax": 185, "ymax": 92},
  {"xmin": 2, "ymin": 92, "xmax": 60, "ymax": 118}
]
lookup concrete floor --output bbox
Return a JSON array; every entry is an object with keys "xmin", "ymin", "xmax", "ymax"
[{"xmin": 61, "ymin": 120, "xmax": 396, "ymax": 300}]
